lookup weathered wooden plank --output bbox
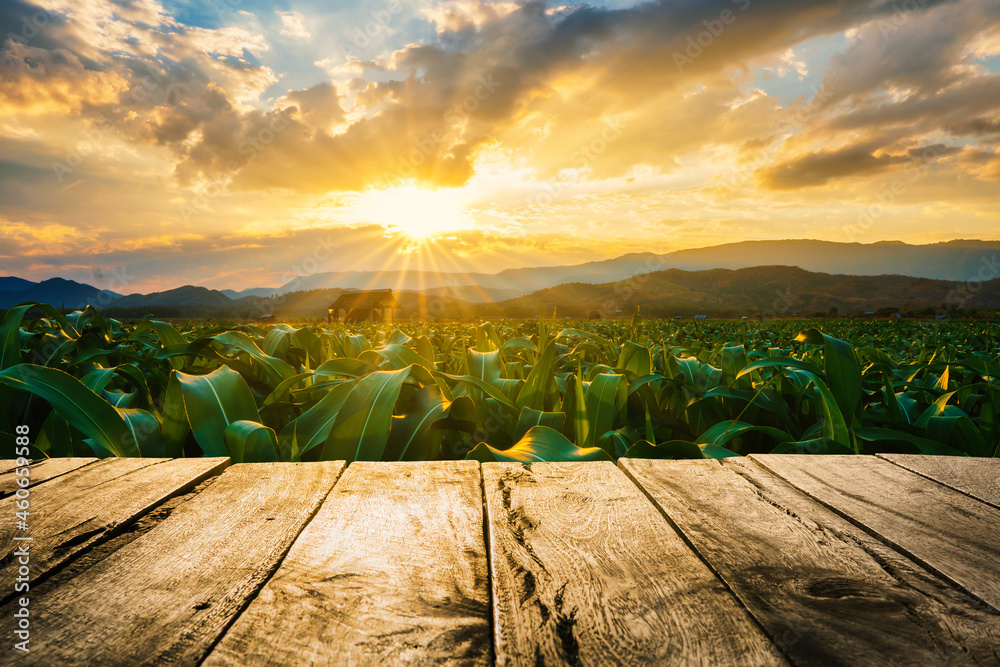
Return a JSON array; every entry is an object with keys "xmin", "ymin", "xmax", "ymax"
[
  {"xmin": 877, "ymin": 454, "xmax": 1000, "ymax": 509},
  {"xmin": 0, "ymin": 457, "xmax": 228, "ymax": 598},
  {"xmin": 751, "ymin": 454, "xmax": 1000, "ymax": 612},
  {"xmin": 484, "ymin": 461, "xmax": 784, "ymax": 666},
  {"xmin": 0, "ymin": 457, "xmax": 96, "ymax": 497},
  {"xmin": 623, "ymin": 458, "xmax": 1000, "ymax": 666},
  {"xmin": 205, "ymin": 460, "xmax": 490, "ymax": 666},
  {"xmin": 1, "ymin": 461, "xmax": 345, "ymax": 666}
]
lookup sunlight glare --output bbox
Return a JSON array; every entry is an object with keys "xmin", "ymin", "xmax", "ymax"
[{"xmin": 356, "ymin": 185, "xmax": 470, "ymax": 240}]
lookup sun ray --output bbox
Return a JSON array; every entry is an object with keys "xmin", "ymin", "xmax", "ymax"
[{"xmin": 355, "ymin": 185, "xmax": 471, "ymax": 241}]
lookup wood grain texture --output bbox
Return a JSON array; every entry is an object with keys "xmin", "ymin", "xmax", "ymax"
[
  {"xmin": 877, "ymin": 454, "xmax": 1000, "ymax": 509},
  {"xmin": 0, "ymin": 457, "xmax": 96, "ymax": 497},
  {"xmin": 1, "ymin": 461, "xmax": 345, "ymax": 666},
  {"xmin": 751, "ymin": 454, "xmax": 1000, "ymax": 612},
  {"xmin": 204, "ymin": 460, "xmax": 490, "ymax": 667},
  {"xmin": 623, "ymin": 458, "xmax": 1000, "ymax": 667},
  {"xmin": 483, "ymin": 461, "xmax": 784, "ymax": 666},
  {"xmin": 0, "ymin": 457, "xmax": 228, "ymax": 599}
]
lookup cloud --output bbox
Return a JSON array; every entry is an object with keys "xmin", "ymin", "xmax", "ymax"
[
  {"xmin": 3, "ymin": 0, "xmax": 1000, "ymax": 289},
  {"xmin": 283, "ymin": 82, "xmax": 345, "ymax": 128},
  {"xmin": 276, "ymin": 11, "xmax": 310, "ymax": 40},
  {"xmin": 0, "ymin": 217, "xmax": 81, "ymax": 256},
  {"xmin": 420, "ymin": 0, "xmax": 520, "ymax": 33},
  {"xmin": 757, "ymin": 140, "xmax": 964, "ymax": 189}
]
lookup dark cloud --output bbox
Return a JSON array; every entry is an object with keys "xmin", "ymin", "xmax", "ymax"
[
  {"xmin": 5, "ymin": 0, "xmax": 990, "ymax": 196},
  {"xmin": 760, "ymin": 141, "xmax": 914, "ymax": 189}
]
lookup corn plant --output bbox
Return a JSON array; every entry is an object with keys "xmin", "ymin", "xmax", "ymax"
[{"xmin": 1, "ymin": 302, "xmax": 997, "ymax": 462}]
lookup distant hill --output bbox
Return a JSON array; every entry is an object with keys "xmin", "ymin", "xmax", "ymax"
[
  {"xmin": 113, "ymin": 285, "xmax": 233, "ymax": 307},
  {"xmin": 0, "ymin": 278, "xmax": 118, "ymax": 310},
  {"xmin": 220, "ymin": 287, "xmax": 282, "ymax": 299},
  {"xmin": 483, "ymin": 266, "xmax": 1000, "ymax": 318},
  {"xmin": 276, "ymin": 270, "xmax": 501, "ymax": 294},
  {"xmin": 272, "ymin": 254, "xmax": 691, "ymax": 296},
  {"xmin": 0, "ymin": 276, "xmax": 35, "ymax": 293},
  {"xmin": 272, "ymin": 240, "xmax": 1000, "ymax": 296},
  {"xmin": 658, "ymin": 240, "xmax": 1000, "ymax": 281},
  {"xmin": 233, "ymin": 288, "xmax": 480, "ymax": 320},
  {"xmin": 5, "ymin": 239, "xmax": 1000, "ymax": 317},
  {"xmin": 412, "ymin": 285, "xmax": 522, "ymax": 303}
]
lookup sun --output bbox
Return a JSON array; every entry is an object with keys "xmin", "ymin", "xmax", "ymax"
[{"xmin": 356, "ymin": 185, "xmax": 469, "ymax": 239}]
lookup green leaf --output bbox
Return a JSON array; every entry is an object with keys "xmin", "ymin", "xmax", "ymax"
[
  {"xmin": 277, "ymin": 379, "xmax": 357, "ymax": 459},
  {"xmin": 468, "ymin": 349, "xmax": 502, "ymax": 382},
  {"xmin": 852, "ymin": 427, "xmax": 966, "ymax": 456},
  {"xmin": 701, "ymin": 444, "xmax": 741, "ymax": 459},
  {"xmin": 696, "ymin": 420, "xmax": 791, "ymax": 450},
  {"xmin": 583, "ymin": 373, "xmax": 625, "ymax": 449},
  {"xmin": 0, "ymin": 304, "xmax": 33, "ymax": 371},
  {"xmin": 739, "ymin": 357, "xmax": 824, "ymax": 380},
  {"xmin": 148, "ymin": 321, "xmax": 188, "ymax": 370},
  {"xmin": 565, "ymin": 364, "xmax": 589, "ymax": 447},
  {"xmin": 596, "ymin": 426, "xmax": 642, "ymax": 457},
  {"xmin": 795, "ymin": 329, "xmax": 862, "ymax": 424},
  {"xmin": 212, "ymin": 331, "xmax": 296, "ymax": 386},
  {"xmin": 617, "ymin": 342, "xmax": 651, "ymax": 376},
  {"xmin": 466, "ymin": 425, "xmax": 613, "ymax": 463},
  {"xmin": 0, "ymin": 364, "xmax": 141, "ymax": 456},
  {"xmin": 375, "ymin": 344, "xmax": 435, "ymax": 371},
  {"xmin": 513, "ymin": 407, "xmax": 565, "ymax": 442},
  {"xmin": 174, "ymin": 366, "xmax": 260, "ymax": 457},
  {"xmin": 623, "ymin": 439, "xmax": 705, "ymax": 459},
  {"xmin": 383, "ymin": 384, "xmax": 466, "ymax": 461},
  {"xmin": 223, "ymin": 420, "xmax": 279, "ymax": 463},
  {"xmin": 321, "ymin": 367, "xmax": 411, "ymax": 461},
  {"xmin": 721, "ymin": 345, "xmax": 750, "ymax": 390},
  {"xmin": 516, "ymin": 341, "xmax": 558, "ymax": 411},
  {"xmin": 789, "ymin": 369, "xmax": 853, "ymax": 449},
  {"xmin": 160, "ymin": 371, "xmax": 189, "ymax": 458}
]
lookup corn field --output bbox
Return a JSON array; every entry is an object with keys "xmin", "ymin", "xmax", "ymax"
[{"xmin": 2, "ymin": 303, "xmax": 998, "ymax": 461}]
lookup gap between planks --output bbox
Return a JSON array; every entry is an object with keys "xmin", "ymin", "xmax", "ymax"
[
  {"xmin": 0, "ymin": 457, "xmax": 231, "ymax": 606},
  {"xmin": 750, "ymin": 454, "xmax": 1000, "ymax": 614},
  {"xmin": 621, "ymin": 457, "xmax": 1000, "ymax": 667},
  {"xmin": 1, "ymin": 461, "xmax": 345, "ymax": 667},
  {"xmin": 876, "ymin": 453, "xmax": 1000, "ymax": 510}
]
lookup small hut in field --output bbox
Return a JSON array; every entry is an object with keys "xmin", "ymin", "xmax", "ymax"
[{"xmin": 327, "ymin": 289, "xmax": 402, "ymax": 324}]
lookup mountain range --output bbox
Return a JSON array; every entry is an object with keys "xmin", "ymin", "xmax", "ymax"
[
  {"xmin": 263, "ymin": 239, "xmax": 1000, "ymax": 296},
  {"xmin": 1, "ymin": 239, "xmax": 998, "ymax": 315}
]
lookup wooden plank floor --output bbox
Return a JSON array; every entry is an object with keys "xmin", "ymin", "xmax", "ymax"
[{"xmin": 1, "ymin": 455, "xmax": 997, "ymax": 665}]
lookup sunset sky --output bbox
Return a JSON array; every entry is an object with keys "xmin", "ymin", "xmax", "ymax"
[{"xmin": 1, "ymin": 0, "xmax": 999, "ymax": 293}]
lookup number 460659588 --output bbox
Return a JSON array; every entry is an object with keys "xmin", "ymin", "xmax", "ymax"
[{"xmin": 15, "ymin": 424, "xmax": 30, "ymax": 457}]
